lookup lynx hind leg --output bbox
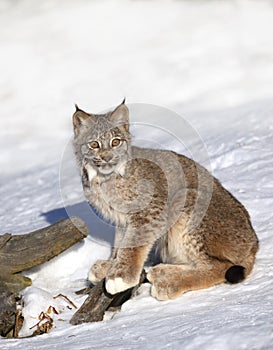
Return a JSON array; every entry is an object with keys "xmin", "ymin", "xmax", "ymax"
[
  {"xmin": 88, "ymin": 259, "xmax": 112, "ymax": 284},
  {"xmin": 147, "ymin": 260, "xmax": 231, "ymax": 301}
]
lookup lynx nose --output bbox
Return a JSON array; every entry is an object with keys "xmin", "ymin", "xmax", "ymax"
[{"xmin": 101, "ymin": 153, "xmax": 113, "ymax": 163}]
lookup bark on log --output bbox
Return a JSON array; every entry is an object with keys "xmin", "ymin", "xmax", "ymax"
[
  {"xmin": 70, "ymin": 270, "xmax": 147, "ymax": 325},
  {"xmin": 0, "ymin": 286, "xmax": 18, "ymax": 337},
  {"xmin": 0, "ymin": 217, "xmax": 88, "ymax": 337},
  {"xmin": 0, "ymin": 217, "xmax": 88, "ymax": 277}
]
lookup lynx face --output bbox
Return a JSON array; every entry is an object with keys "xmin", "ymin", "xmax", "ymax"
[
  {"xmin": 81, "ymin": 128, "xmax": 129, "ymax": 175},
  {"xmin": 73, "ymin": 102, "xmax": 132, "ymax": 176}
]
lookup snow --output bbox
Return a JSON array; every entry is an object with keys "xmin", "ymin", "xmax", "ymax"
[{"xmin": 1, "ymin": 0, "xmax": 273, "ymax": 348}]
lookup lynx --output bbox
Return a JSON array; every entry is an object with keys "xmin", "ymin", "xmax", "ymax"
[{"xmin": 72, "ymin": 101, "xmax": 258, "ymax": 300}]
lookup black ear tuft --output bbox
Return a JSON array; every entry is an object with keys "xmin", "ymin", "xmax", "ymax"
[
  {"xmin": 122, "ymin": 97, "xmax": 126, "ymax": 104},
  {"xmin": 225, "ymin": 265, "xmax": 245, "ymax": 284},
  {"xmin": 74, "ymin": 104, "xmax": 86, "ymax": 113}
]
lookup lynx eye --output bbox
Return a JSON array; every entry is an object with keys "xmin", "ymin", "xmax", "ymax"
[
  {"xmin": 88, "ymin": 141, "xmax": 100, "ymax": 149},
  {"xmin": 111, "ymin": 138, "xmax": 121, "ymax": 147}
]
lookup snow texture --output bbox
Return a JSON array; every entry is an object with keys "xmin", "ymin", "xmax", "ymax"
[{"xmin": 1, "ymin": 0, "xmax": 273, "ymax": 349}]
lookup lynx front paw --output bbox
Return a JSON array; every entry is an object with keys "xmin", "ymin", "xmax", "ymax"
[
  {"xmin": 105, "ymin": 266, "xmax": 140, "ymax": 295},
  {"xmin": 88, "ymin": 259, "xmax": 111, "ymax": 284},
  {"xmin": 105, "ymin": 277, "xmax": 134, "ymax": 295}
]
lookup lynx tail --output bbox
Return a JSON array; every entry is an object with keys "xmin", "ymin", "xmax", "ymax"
[{"xmin": 225, "ymin": 265, "xmax": 245, "ymax": 284}]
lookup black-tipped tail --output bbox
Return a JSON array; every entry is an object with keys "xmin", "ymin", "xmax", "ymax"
[{"xmin": 225, "ymin": 265, "xmax": 245, "ymax": 284}]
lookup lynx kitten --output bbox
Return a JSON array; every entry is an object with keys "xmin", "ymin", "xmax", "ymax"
[{"xmin": 73, "ymin": 101, "xmax": 258, "ymax": 300}]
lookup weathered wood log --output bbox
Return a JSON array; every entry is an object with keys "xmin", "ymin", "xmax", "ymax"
[
  {"xmin": 70, "ymin": 270, "xmax": 147, "ymax": 325},
  {"xmin": 0, "ymin": 217, "xmax": 89, "ymax": 337},
  {"xmin": 0, "ymin": 217, "xmax": 88, "ymax": 277}
]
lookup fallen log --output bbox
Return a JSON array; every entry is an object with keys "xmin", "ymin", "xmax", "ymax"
[
  {"xmin": 70, "ymin": 270, "xmax": 147, "ymax": 325},
  {"xmin": 0, "ymin": 217, "xmax": 88, "ymax": 277},
  {"xmin": 0, "ymin": 217, "xmax": 88, "ymax": 337}
]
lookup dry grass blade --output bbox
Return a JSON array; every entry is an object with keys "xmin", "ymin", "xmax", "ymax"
[{"xmin": 53, "ymin": 293, "xmax": 78, "ymax": 309}]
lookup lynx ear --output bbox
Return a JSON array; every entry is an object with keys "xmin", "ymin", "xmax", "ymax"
[
  {"xmin": 73, "ymin": 105, "xmax": 93, "ymax": 136},
  {"xmin": 110, "ymin": 100, "xmax": 129, "ymax": 132}
]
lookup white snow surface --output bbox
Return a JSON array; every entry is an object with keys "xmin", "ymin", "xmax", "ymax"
[{"xmin": 1, "ymin": 0, "xmax": 273, "ymax": 349}]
